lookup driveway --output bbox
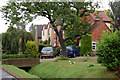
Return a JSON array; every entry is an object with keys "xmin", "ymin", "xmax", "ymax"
[
  {"xmin": 40, "ymin": 57, "xmax": 57, "ymax": 62},
  {"xmin": 40, "ymin": 56, "xmax": 97, "ymax": 62}
]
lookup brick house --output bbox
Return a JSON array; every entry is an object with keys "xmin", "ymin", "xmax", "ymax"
[
  {"xmin": 79, "ymin": 11, "xmax": 111, "ymax": 51},
  {"xmin": 35, "ymin": 11, "xmax": 111, "ymax": 51},
  {"xmin": 35, "ymin": 25, "xmax": 43, "ymax": 44}
]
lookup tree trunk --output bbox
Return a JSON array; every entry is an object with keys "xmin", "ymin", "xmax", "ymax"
[
  {"xmin": 58, "ymin": 31, "xmax": 67, "ymax": 57},
  {"xmin": 59, "ymin": 37, "xmax": 67, "ymax": 57},
  {"xmin": 53, "ymin": 25, "xmax": 67, "ymax": 57}
]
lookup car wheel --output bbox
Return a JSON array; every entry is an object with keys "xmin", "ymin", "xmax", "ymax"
[{"xmin": 73, "ymin": 53, "xmax": 76, "ymax": 58}]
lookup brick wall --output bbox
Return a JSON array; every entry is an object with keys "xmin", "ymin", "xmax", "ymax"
[{"xmin": 92, "ymin": 21, "xmax": 111, "ymax": 42}]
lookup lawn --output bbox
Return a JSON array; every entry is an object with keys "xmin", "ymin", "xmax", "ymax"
[
  {"xmin": 1, "ymin": 65, "xmax": 39, "ymax": 78},
  {"xmin": 29, "ymin": 58, "xmax": 117, "ymax": 78}
]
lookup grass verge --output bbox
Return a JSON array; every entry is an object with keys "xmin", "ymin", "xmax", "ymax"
[
  {"xmin": 29, "ymin": 58, "xmax": 116, "ymax": 78},
  {"xmin": 1, "ymin": 65, "xmax": 39, "ymax": 78}
]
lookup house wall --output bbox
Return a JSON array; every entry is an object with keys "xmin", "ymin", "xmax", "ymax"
[{"xmin": 92, "ymin": 22, "xmax": 111, "ymax": 42}]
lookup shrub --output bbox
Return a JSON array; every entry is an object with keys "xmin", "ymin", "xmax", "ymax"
[
  {"xmin": 25, "ymin": 41, "xmax": 39, "ymax": 58},
  {"xmin": 2, "ymin": 54, "xmax": 26, "ymax": 59},
  {"xmin": 81, "ymin": 34, "xmax": 92, "ymax": 56},
  {"xmin": 55, "ymin": 47, "xmax": 61, "ymax": 56},
  {"xmin": 96, "ymin": 30, "xmax": 120, "ymax": 70}
]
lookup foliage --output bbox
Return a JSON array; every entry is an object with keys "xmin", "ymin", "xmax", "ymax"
[
  {"xmin": 1, "ymin": 1, "xmax": 99, "ymax": 57},
  {"xmin": 96, "ymin": 29, "xmax": 120, "ymax": 70},
  {"xmin": 25, "ymin": 41, "xmax": 39, "ymax": 58},
  {"xmin": 42, "ymin": 40, "xmax": 47, "ymax": 45},
  {"xmin": 104, "ymin": 10, "xmax": 115, "ymax": 28},
  {"xmin": 29, "ymin": 23, "xmax": 35, "ymax": 41},
  {"xmin": 55, "ymin": 46, "xmax": 61, "ymax": 56},
  {"xmin": 29, "ymin": 58, "xmax": 116, "ymax": 78},
  {"xmin": 65, "ymin": 39, "xmax": 75, "ymax": 46},
  {"xmin": 75, "ymin": 46, "xmax": 81, "ymax": 51},
  {"xmin": 19, "ymin": 37, "xmax": 26, "ymax": 54},
  {"xmin": 2, "ymin": 54, "xmax": 26, "ymax": 59},
  {"xmin": 2, "ymin": 28, "xmax": 19, "ymax": 54},
  {"xmin": 2, "ymin": 27, "xmax": 34, "ymax": 54},
  {"xmin": 109, "ymin": 1, "xmax": 120, "ymax": 31},
  {"xmin": 81, "ymin": 34, "xmax": 92, "ymax": 56}
]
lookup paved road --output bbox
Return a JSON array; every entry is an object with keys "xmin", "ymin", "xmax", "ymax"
[
  {"xmin": 40, "ymin": 56, "xmax": 97, "ymax": 62},
  {"xmin": 0, "ymin": 67, "xmax": 17, "ymax": 80},
  {"xmin": 40, "ymin": 57, "xmax": 57, "ymax": 62}
]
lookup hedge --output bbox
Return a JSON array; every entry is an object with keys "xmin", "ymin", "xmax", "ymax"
[
  {"xmin": 81, "ymin": 34, "xmax": 92, "ymax": 56},
  {"xmin": 2, "ymin": 54, "xmax": 26, "ymax": 59},
  {"xmin": 96, "ymin": 30, "xmax": 120, "ymax": 70}
]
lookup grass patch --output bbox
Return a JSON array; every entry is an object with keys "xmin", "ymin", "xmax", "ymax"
[
  {"xmin": 29, "ymin": 58, "xmax": 116, "ymax": 78},
  {"xmin": 1, "ymin": 65, "xmax": 39, "ymax": 78}
]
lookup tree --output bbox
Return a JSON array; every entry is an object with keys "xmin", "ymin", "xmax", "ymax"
[
  {"xmin": 109, "ymin": 1, "xmax": 120, "ymax": 31},
  {"xmin": 1, "ymin": 1, "xmax": 98, "ymax": 57},
  {"xmin": 2, "ymin": 27, "xmax": 34, "ymax": 54},
  {"xmin": 104, "ymin": 10, "xmax": 115, "ymax": 28},
  {"xmin": 29, "ymin": 23, "xmax": 35, "ymax": 41}
]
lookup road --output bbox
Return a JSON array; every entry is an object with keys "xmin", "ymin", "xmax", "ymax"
[
  {"xmin": 40, "ymin": 56, "xmax": 97, "ymax": 62},
  {"xmin": 0, "ymin": 67, "xmax": 17, "ymax": 80}
]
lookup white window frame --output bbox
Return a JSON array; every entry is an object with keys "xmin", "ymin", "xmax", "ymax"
[{"xmin": 92, "ymin": 41, "xmax": 96, "ymax": 51}]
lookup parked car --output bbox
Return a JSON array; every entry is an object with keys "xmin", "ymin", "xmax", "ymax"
[
  {"xmin": 60, "ymin": 46, "xmax": 80, "ymax": 57},
  {"xmin": 41, "ymin": 47, "xmax": 56, "ymax": 59}
]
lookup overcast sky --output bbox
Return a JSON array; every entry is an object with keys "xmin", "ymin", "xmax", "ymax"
[{"xmin": 0, "ymin": 0, "xmax": 111, "ymax": 34}]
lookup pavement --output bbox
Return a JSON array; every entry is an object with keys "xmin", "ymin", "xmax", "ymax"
[
  {"xmin": 0, "ymin": 67, "xmax": 17, "ymax": 80},
  {"xmin": 40, "ymin": 56, "xmax": 97, "ymax": 62}
]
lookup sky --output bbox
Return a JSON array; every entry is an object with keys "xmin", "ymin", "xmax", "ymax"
[{"xmin": 0, "ymin": 0, "xmax": 111, "ymax": 34}]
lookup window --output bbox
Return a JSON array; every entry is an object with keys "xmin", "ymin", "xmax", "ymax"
[{"xmin": 92, "ymin": 42, "xmax": 96, "ymax": 51}]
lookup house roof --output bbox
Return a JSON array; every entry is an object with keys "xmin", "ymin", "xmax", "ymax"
[
  {"xmin": 90, "ymin": 11, "xmax": 111, "ymax": 22},
  {"xmin": 36, "ymin": 25, "xmax": 43, "ymax": 38}
]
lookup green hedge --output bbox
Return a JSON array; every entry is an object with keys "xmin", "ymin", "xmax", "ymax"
[
  {"xmin": 2, "ymin": 54, "xmax": 26, "ymax": 59},
  {"xmin": 55, "ymin": 47, "xmax": 61, "ymax": 56},
  {"xmin": 81, "ymin": 34, "xmax": 92, "ymax": 56},
  {"xmin": 96, "ymin": 30, "xmax": 120, "ymax": 70}
]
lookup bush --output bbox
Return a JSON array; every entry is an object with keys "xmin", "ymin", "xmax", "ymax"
[
  {"xmin": 2, "ymin": 54, "xmax": 26, "ymax": 59},
  {"xmin": 96, "ymin": 30, "xmax": 120, "ymax": 70},
  {"xmin": 81, "ymin": 34, "xmax": 92, "ymax": 56},
  {"xmin": 25, "ymin": 41, "xmax": 39, "ymax": 58},
  {"xmin": 55, "ymin": 47, "xmax": 61, "ymax": 56}
]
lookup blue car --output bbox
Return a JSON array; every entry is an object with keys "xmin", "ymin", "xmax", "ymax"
[{"xmin": 60, "ymin": 46, "xmax": 80, "ymax": 57}]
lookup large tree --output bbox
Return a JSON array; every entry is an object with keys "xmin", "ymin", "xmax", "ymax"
[
  {"xmin": 1, "ymin": 1, "xmax": 98, "ymax": 57},
  {"xmin": 109, "ymin": 1, "xmax": 120, "ymax": 31}
]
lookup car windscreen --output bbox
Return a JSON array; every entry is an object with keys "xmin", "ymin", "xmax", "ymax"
[
  {"xmin": 42, "ymin": 47, "xmax": 52, "ymax": 51},
  {"xmin": 66, "ymin": 46, "xmax": 72, "ymax": 49}
]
